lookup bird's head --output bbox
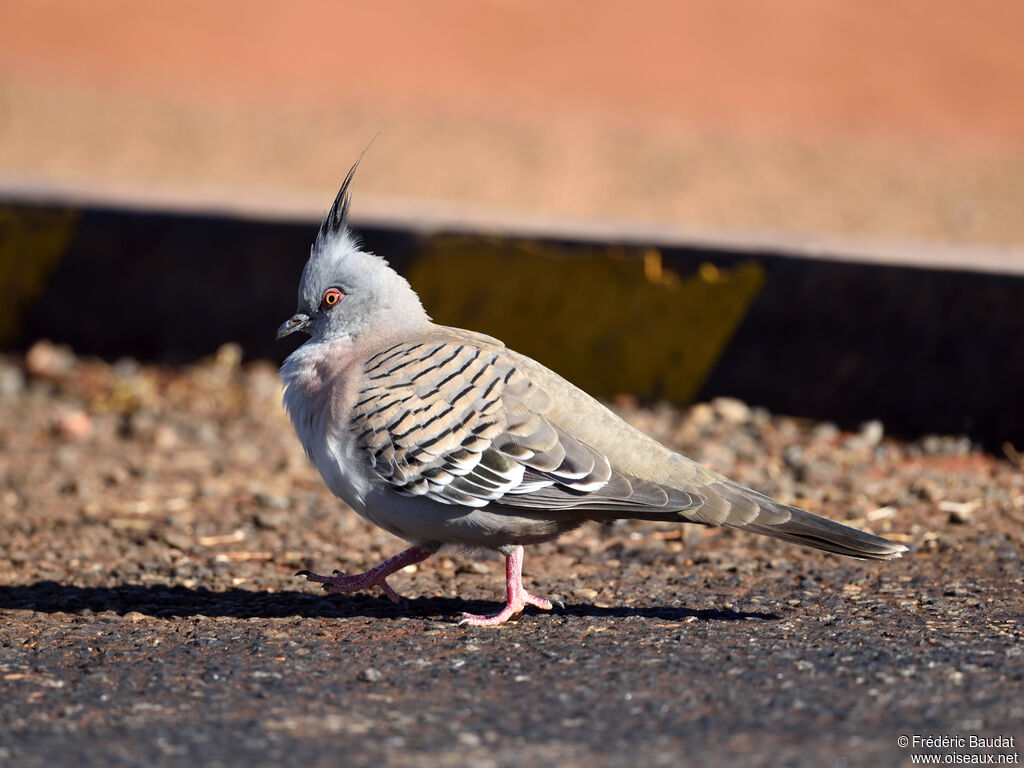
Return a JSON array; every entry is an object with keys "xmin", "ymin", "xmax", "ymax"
[{"xmin": 277, "ymin": 150, "xmax": 429, "ymax": 344}]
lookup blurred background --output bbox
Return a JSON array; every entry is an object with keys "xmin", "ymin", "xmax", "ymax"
[
  {"xmin": 3, "ymin": 0, "xmax": 1024, "ymax": 247},
  {"xmin": 3, "ymin": 0, "xmax": 1024, "ymax": 446}
]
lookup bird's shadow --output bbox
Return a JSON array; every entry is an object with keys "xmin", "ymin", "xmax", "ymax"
[{"xmin": 0, "ymin": 581, "xmax": 779, "ymax": 623}]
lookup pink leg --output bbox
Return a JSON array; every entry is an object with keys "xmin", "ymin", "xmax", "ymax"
[
  {"xmin": 460, "ymin": 545, "xmax": 554, "ymax": 627},
  {"xmin": 297, "ymin": 546, "xmax": 433, "ymax": 604}
]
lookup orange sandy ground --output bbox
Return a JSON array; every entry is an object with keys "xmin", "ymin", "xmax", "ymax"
[{"xmin": 2, "ymin": 0, "xmax": 1024, "ymax": 246}]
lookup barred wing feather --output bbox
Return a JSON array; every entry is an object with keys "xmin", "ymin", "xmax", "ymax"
[{"xmin": 352, "ymin": 340, "xmax": 704, "ymax": 515}]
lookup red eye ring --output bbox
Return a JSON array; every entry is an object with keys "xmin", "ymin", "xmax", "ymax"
[{"xmin": 321, "ymin": 288, "xmax": 344, "ymax": 310}]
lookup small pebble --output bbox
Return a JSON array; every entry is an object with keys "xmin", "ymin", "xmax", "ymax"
[
  {"xmin": 214, "ymin": 343, "xmax": 243, "ymax": 370},
  {"xmin": 0, "ymin": 360, "xmax": 25, "ymax": 399},
  {"xmin": 358, "ymin": 668, "xmax": 383, "ymax": 683},
  {"xmin": 712, "ymin": 397, "xmax": 751, "ymax": 425},
  {"xmin": 25, "ymin": 340, "xmax": 76, "ymax": 380},
  {"xmin": 256, "ymin": 493, "xmax": 291, "ymax": 510},
  {"xmin": 160, "ymin": 530, "xmax": 194, "ymax": 551},
  {"xmin": 255, "ymin": 509, "xmax": 289, "ymax": 530},
  {"xmin": 55, "ymin": 410, "xmax": 93, "ymax": 440},
  {"xmin": 686, "ymin": 402, "xmax": 715, "ymax": 426},
  {"xmin": 456, "ymin": 732, "xmax": 482, "ymax": 747}
]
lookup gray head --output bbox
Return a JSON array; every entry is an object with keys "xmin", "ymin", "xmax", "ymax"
[{"xmin": 276, "ymin": 153, "xmax": 430, "ymax": 343}]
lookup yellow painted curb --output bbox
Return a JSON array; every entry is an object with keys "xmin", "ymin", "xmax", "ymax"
[
  {"xmin": 0, "ymin": 207, "xmax": 80, "ymax": 347},
  {"xmin": 408, "ymin": 235, "xmax": 765, "ymax": 402}
]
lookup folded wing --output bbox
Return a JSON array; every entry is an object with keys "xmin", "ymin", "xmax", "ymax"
[{"xmin": 352, "ymin": 340, "xmax": 704, "ymax": 514}]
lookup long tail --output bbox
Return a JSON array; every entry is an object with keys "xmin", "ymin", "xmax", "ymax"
[
  {"xmin": 495, "ymin": 459, "xmax": 908, "ymax": 559},
  {"xmin": 711, "ymin": 479, "xmax": 907, "ymax": 560}
]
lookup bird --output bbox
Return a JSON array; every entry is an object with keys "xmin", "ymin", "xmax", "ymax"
[{"xmin": 276, "ymin": 152, "xmax": 907, "ymax": 626}]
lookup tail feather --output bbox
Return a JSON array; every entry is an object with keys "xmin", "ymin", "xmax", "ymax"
[
  {"xmin": 742, "ymin": 506, "xmax": 906, "ymax": 560},
  {"xmin": 712, "ymin": 480, "xmax": 907, "ymax": 560}
]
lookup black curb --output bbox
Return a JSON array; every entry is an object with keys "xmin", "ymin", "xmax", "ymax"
[{"xmin": 3, "ymin": 197, "xmax": 1022, "ymax": 448}]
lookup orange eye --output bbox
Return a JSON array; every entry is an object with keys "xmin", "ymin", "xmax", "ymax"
[{"xmin": 321, "ymin": 288, "xmax": 344, "ymax": 310}]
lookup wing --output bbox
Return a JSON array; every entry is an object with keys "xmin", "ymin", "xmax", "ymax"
[{"xmin": 352, "ymin": 339, "xmax": 704, "ymax": 514}]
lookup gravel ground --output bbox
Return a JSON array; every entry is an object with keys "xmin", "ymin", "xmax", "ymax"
[{"xmin": 1, "ymin": 342, "xmax": 1022, "ymax": 767}]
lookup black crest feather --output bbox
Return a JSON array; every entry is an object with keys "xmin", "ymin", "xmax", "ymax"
[{"xmin": 320, "ymin": 136, "xmax": 378, "ymax": 239}]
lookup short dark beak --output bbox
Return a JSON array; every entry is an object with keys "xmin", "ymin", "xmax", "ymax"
[{"xmin": 276, "ymin": 313, "xmax": 311, "ymax": 340}]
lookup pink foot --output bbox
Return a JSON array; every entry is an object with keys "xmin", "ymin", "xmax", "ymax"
[
  {"xmin": 460, "ymin": 545, "xmax": 557, "ymax": 627},
  {"xmin": 297, "ymin": 546, "xmax": 433, "ymax": 604}
]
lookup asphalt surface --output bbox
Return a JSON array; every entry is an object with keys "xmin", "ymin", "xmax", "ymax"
[{"xmin": 2, "ymin": 344, "xmax": 1022, "ymax": 767}]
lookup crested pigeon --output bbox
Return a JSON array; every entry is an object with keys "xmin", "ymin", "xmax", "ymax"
[{"xmin": 277, "ymin": 154, "xmax": 906, "ymax": 626}]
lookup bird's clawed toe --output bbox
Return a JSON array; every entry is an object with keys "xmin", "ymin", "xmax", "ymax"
[
  {"xmin": 458, "ymin": 545, "xmax": 556, "ymax": 627},
  {"xmin": 295, "ymin": 568, "xmax": 403, "ymax": 603},
  {"xmin": 458, "ymin": 589, "xmax": 558, "ymax": 627},
  {"xmin": 294, "ymin": 548, "xmax": 433, "ymax": 605}
]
